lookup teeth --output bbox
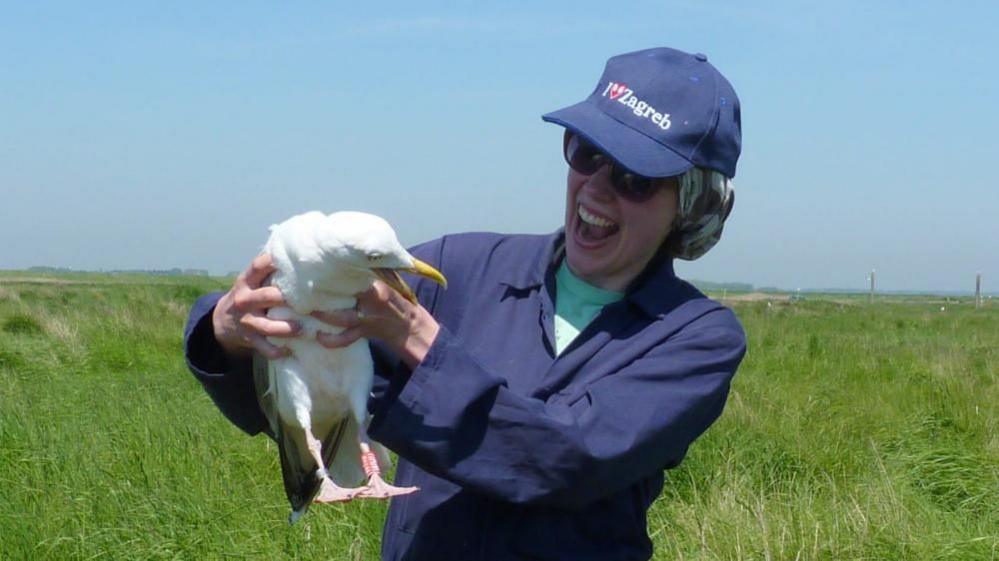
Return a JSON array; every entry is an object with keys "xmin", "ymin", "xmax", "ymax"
[{"xmin": 578, "ymin": 205, "xmax": 616, "ymax": 228}]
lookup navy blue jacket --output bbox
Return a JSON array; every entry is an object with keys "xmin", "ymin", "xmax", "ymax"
[{"xmin": 184, "ymin": 231, "xmax": 746, "ymax": 561}]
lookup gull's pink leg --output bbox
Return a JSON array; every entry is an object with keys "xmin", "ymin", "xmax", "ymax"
[
  {"xmin": 303, "ymin": 430, "xmax": 363, "ymax": 503},
  {"xmin": 356, "ymin": 430, "xmax": 418, "ymax": 499}
]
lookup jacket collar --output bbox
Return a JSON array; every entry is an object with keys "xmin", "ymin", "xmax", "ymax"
[
  {"xmin": 625, "ymin": 253, "xmax": 688, "ymax": 319},
  {"xmin": 498, "ymin": 231, "xmax": 564, "ymax": 290}
]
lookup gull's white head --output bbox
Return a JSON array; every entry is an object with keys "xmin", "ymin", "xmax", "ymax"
[
  {"xmin": 319, "ymin": 211, "xmax": 413, "ymax": 272},
  {"xmin": 265, "ymin": 211, "xmax": 446, "ymax": 311}
]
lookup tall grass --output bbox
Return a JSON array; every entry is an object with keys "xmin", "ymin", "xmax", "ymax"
[
  {"xmin": 0, "ymin": 278, "xmax": 995, "ymax": 560},
  {"xmin": 652, "ymin": 299, "xmax": 997, "ymax": 560}
]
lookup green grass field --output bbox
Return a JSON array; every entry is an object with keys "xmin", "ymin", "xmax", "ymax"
[{"xmin": 1, "ymin": 274, "xmax": 996, "ymax": 560}]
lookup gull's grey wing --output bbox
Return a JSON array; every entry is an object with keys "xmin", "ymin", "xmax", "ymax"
[
  {"xmin": 252, "ymin": 354, "xmax": 279, "ymax": 441},
  {"xmin": 253, "ymin": 355, "xmax": 334, "ymax": 521},
  {"xmin": 325, "ymin": 415, "xmax": 365, "ymax": 487}
]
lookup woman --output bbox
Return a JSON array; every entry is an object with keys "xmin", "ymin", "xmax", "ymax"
[{"xmin": 185, "ymin": 46, "xmax": 745, "ymax": 561}]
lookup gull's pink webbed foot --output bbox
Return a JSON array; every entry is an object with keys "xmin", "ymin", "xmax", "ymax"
[
  {"xmin": 355, "ymin": 445, "xmax": 419, "ymax": 500},
  {"xmin": 358, "ymin": 473, "xmax": 419, "ymax": 499},
  {"xmin": 313, "ymin": 476, "xmax": 363, "ymax": 503}
]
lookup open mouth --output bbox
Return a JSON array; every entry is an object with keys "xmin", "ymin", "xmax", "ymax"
[{"xmin": 576, "ymin": 204, "xmax": 619, "ymax": 242}]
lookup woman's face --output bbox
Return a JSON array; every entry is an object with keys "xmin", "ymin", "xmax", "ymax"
[{"xmin": 564, "ymin": 164, "xmax": 678, "ymax": 292}]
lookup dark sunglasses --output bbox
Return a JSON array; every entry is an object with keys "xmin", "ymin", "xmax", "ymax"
[{"xmin": 563, "ymin": 133, "xmax": 670, "ymax": 203}]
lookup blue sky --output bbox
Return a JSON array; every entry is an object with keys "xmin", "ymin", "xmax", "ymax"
[{"xmin": 2, "ymin": 1, "xmax": 996, "ymax": 292}]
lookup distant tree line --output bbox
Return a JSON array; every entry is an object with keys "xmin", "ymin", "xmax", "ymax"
[
  {"xmin": 689, "ymin": 280, "xmax": 754, "ymax": 292},
  {"xmin": 28, "ymin": 266, "xmax": 209, "ymax": 276}
]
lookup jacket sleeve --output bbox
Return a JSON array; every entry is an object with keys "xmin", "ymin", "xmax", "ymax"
[
  {"xmin": 183, "ymin": 292, "xmax": 269, "ymax": 435},
  {"xmin": 367, "ymin": 309, "xmax": 746, "ymax": 509}
]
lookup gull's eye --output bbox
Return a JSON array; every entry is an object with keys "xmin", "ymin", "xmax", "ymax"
[{"xmin": 366, "ymin": 252, "xmax": 383, "ymax": 261}]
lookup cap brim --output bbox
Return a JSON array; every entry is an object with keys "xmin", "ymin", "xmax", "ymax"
[{"xmin": 542, "ymin": 101, "xmax": 692, "ymax": 178}]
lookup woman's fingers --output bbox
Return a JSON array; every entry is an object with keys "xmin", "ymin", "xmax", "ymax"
[
  {"xmin": 311, "ymin": 309, "xmax": 363, "ymax": 328},
  {"xmin": 357, "ymin": 281, "xmax": 401, "ymax": 308},
  {"xmin": 233, "ymin": 285, "xmax": 286, "ymax": 312},
  {"xmin": 308, "ymin": 280, "xmax": 438, "ymax": 367},
  {"xmin": 246, "ymin": 332, "xmax": 292, "ymax": 359},
  {"xmin": 316, "ymin": 327, "xmax": 363, "ymax": 349},
  {"xmin": 212, "ymin": 253, "xmax": 294, "ymax": 357},
  {"xmin": 244, "ymin": 253, "xmax": 276, "ymax": 288},
  {"xmin": 240, "ymin": 313, "xmax": 300, "ymax": 337}
]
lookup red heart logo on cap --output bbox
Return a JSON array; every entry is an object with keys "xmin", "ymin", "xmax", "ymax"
[{"xmin": 609, "ymin": 83, "xmax": 627, "ymax": 99}]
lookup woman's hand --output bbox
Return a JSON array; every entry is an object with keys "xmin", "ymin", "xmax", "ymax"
[
  {"xmin": 311, "ymin": 280, "xmax": 440, "ymax": 370},
  {"xmin": 211, "ymin": 253, "xmax": 300, "ymax": 359}
]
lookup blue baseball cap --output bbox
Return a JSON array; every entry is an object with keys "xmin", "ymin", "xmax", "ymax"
[{"xmin": 542, "ymin": 47, "xmax": 741, "ymax": 178}]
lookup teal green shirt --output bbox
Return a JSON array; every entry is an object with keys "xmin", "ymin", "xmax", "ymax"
[{"xmin": 554, "ymin": 262, "xmax": 625, "ymax": 355}]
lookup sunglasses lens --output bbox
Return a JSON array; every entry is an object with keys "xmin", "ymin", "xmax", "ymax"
[
  {"xmin": 564, "ymin": 133, "xmax": 661, "ymax": 202},
  {"xmin": 565, "ymin": 135, "xmax": 605, "ymax": 175},
  {"xmin": 611, "ymin": 169, "xmax": 658, "ymax": 203}
]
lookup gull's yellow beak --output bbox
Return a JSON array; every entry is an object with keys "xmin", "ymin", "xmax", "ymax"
[{"xmin": 373, "ymin": 258, "xmax": 447, "ymax": 304}]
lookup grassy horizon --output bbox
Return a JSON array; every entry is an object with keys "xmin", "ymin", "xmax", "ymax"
[{"xmin": 1, "ymin": 275, "xmax": 996, "ymax": 560}]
